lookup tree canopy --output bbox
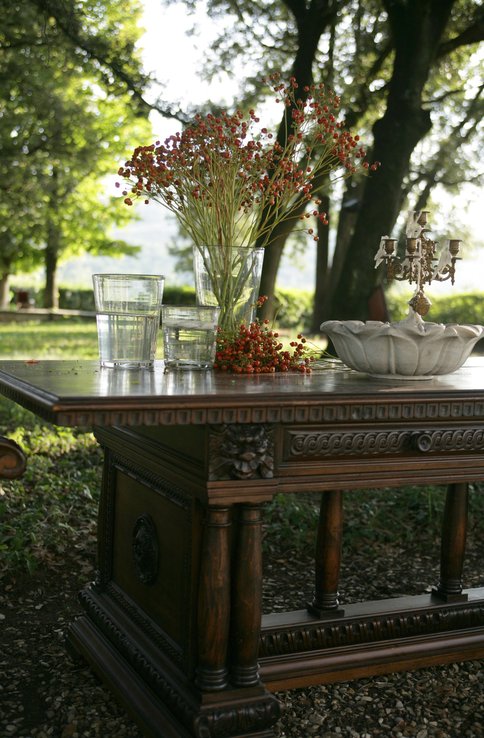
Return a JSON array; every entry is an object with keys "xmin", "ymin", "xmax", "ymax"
[
  {"xmin": 0, "ymin": 0, "xmax": 151, "ymax": 307},
  {"xmin": 2, "ymin": 0, "xmax": 482, "ymax": 318},
  {"xmin": 166, "ymin": 0, "xmax": 484, "ymax": 323}
]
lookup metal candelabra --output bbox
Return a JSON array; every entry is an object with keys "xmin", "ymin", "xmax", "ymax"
[{"xmin": 374, "ymin": 210, "xmax": 461, "ymax": 316}]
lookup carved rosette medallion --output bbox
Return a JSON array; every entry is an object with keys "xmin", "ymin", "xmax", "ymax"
[
  {"xmin": 209, "ymin": 424, "xmax": 274, "ymax": 481},
  {"xmin": 132, "ymin": 513, "xmax": 159, "ymax": 586}
]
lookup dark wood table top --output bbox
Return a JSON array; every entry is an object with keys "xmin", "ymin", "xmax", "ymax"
[{"xmin": 0, "ymin": 358, "xmax": 483, "ymax": 427}]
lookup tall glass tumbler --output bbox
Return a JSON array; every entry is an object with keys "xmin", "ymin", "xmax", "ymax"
[{"xmin": 92, "ymin": 274, "xmax": 164, "ymax": 368}]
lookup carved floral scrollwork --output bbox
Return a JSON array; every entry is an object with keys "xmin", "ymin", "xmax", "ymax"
[
  {"xmin": 209, "ymin": 424, "xmax": 274, "ymax": 481},
  {"xmin": 288, "ymin": 429, "xmax": 412, "ymax": 457},
  {"xmin": 287, "ymin": 427, "xmax": 484, "ymax": 459},
  {"xmin": 411, "ymin": 428, "xmax": 484, "ymax": 453}
]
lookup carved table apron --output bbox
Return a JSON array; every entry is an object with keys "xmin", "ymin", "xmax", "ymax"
[{"xmin": 1, "ymin": 359, "xmax": 484, "ymax": 738}]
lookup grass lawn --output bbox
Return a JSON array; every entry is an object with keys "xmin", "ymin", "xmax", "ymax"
[
  {"xmin": 0, "ymin": 318, "xmax": 163, "ymax": 360},
  {"xmin": 0, "ymin": 318, "xmax": 308, "ymax": 362},
  {"xmin": 0, "ymin": 319, "xmax": 100, "ymax": 359},
  {"xmin": 0, "ymin": 320, "xmax": 102, "ymax": 572}
]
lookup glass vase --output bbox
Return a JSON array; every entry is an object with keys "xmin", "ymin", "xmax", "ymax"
[{"xmin": 193, "ymin": 245, "xmax": 264, "ymax": 334}]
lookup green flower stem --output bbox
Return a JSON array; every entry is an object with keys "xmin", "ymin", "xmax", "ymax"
[{"xmin": 194, "ymin": 245, "xmax": 263, "ymax": 334}]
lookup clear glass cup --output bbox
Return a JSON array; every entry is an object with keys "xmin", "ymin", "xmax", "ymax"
[
  {"xmin": 92, "ymin": 274, "xmax": 164, "ymax": 368},
  {"xmin": 161, "ymin": 305, "xmax": 221, "ymax": 370}
]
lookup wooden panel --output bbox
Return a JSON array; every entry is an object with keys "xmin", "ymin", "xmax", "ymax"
[{"xmin": 112, "ymin": 470, "xmax": 194, "ymax": 645}]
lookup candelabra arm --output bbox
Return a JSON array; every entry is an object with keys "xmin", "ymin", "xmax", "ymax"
[{"xmin": 374, "ymin": 212, "xmax": 462, "ymax": 317}]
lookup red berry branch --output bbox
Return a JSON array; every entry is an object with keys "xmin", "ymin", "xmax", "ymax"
[
  {"xmin": 213, "ymin": 296, "xmax": 324, "ymax": 374},
  {"xmin": 214, "ymin": 320, "xmax": 318, "ymax": 374}
]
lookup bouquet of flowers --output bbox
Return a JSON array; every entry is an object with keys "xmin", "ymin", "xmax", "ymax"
[
  {"xmin": 118, "ymin": 74, "xmax": 378, "ymax": 335},
  {"xmin": 118, "ymin": 74, "xmax": 378, "ymax": 249}
]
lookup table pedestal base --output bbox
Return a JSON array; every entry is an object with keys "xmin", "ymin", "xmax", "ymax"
[
  {"xmin": 68, "ymin": 596, "xmax": 281, "ymax": 738},
  {"xmin": 66, "ymin": 424, "xmax": 484, "ymax": 738},
  {"xmin": 68, "ymin": 425, "xmax": 282, "ymax": 738}
]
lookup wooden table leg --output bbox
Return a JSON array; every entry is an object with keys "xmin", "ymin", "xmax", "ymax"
[
  {"xmin": 195, "ymin": 503, "xmax": 281, "ymax": 738},
  {"xmin": 70, "ymin": 427, "xmax": 283, "ymax": 738},
  {"xmin": 432, "ymin": 482, "xmax": 469, "ymax": 603},
  {"xmin": 196, "ymin": 506, "xmax": 232, "ymax": 691},
  {"xmin": 308, "ymin": 489, "xmax": 344, "ymax": 617},
  {"xmin": 231, "ymin": 504, "xmax": 263, "ymax": 687}
]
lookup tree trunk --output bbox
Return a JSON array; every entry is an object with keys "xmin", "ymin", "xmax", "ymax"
[
  {"xmin": 258, "ymin": 205, "xmax": 307, "ymax": 321},
  {"xmin": 329, "ymin": 0, "xmax": 456, "ymax": 320},
  {"xmin": 0, "ymin": 273, "xmax": 10, "ymax": 310},
  {"xmin": 320, "ymin": 180, "xmax": 363, "ymax": 321},
  {"xmin": 44, "ymin": 162, "xmax": 61, "ymax": 310},
  {"xmin": 310, "ymin": 193, "xmax": 330, "ymax": 333},
  {"xmin": 258, "ymin": 0, "xmax": 337, "ymax": 314},
  {"xmin": 44, "ymin": 221, "xmax": 60, "ymax": 309}
]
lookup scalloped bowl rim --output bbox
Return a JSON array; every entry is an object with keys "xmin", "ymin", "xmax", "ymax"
[{"xmin": 320, "ymin": 316, "xmax": 484, "ymax": 378}]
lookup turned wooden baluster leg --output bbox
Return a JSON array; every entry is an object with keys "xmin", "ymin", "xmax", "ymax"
[
  {"xmin": 308, "ymin": 489, "xmax": 344, "ymax": 617},
  {"xmin": 231, "ymin": 504, "xmax": 263, "ymax": 687},
  {"xmin": 196, "ymin": 506, "xmax": 232, "ymax": 691},
  {"xmin": 432, "ymin": 482, "xmax": 469, "ymax": 603}
]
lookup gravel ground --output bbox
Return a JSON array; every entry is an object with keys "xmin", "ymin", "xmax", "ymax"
[{"xmin": 2, "ymin": 503, "xmax": 484, "ymax": 738}]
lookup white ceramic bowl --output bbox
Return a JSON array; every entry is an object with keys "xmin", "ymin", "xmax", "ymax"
[{"xmin": 320, "ymin": 311, "xmax": 484, "ymax": 379}]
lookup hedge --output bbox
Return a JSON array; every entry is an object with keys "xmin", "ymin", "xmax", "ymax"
[{"xmin": 10, "ymin": 285, "xmax": 484, "ymax": 332}]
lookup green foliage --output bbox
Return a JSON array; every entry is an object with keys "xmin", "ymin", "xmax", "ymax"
[
  {"xmin": 263, "ymin": 484, "xmax": 484, "ymax": 558},
  {"xmin": 342, "ymin": 486, "xmax": 448, "ymax": 550},
  {"xmin": 0, "ymin": 400, "xmax": 102, "ymax": 575},
  {"xmin": 9, "ymin": 285, "xmax": 198, "ymax": 312},
  {"xmin": 274, "ymin": 288, "xmax": 314, "ymax": 332},
  {"xmin": 0, "ymin": 0, "xmax": 151, "ymax": 299},
  {"xmin": 386, "ymin": 289, "xmax": 484, "ymax": 325},
  {"xmin": 162, "ymin": 285, "xmax": 197, "ymax": 306},
  {"xmin": 23, "ymin": 288, "xmax": 97, "ymax": 311},
  {"xmin": 425, "ymin": 292, "xmax": 484, "ymax": 326},
  {"xmin": 58, "ymin": 288, "xmax": 95, "ymax": 312},
  {"xmin": 263, "ymin": 493, "xmax": 320, "ymax": 553}
]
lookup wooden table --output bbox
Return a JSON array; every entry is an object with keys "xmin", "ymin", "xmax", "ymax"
[{"xmin": 1, "ymin": 358, "xmax": 484, "ymax": 738}]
